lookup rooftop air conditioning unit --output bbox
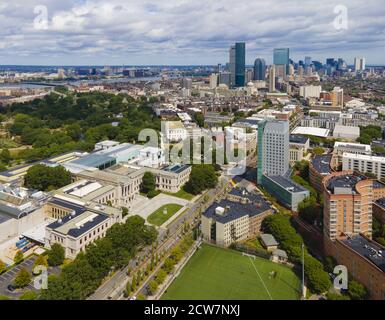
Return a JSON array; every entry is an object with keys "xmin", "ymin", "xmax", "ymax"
[{"xmin": 215, "ymin": 207, "xmax": 225, "ymax": 216}]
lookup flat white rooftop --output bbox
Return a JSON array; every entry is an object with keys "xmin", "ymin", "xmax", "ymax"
[{"xmin": 292, "ymin": 127, "xmax": 330, "ymax": 138}]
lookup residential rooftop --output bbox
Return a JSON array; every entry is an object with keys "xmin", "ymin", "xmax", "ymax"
[
  {"xmin": 203, "ymin": 195, "xmax": 271, "ymax": 225},
  {"xmin": 326, "ymin": 174, "xmax": 366, "ymax": 195},
  {"xmin": 341, "ymin": 235, "xmax": 385, "ymax": 273}
]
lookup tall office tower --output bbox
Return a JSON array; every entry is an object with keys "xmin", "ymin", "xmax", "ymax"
[
  {"xmin": 354, "ymin": 57, "xmax": 366, "ymax": 71},
  {"xmin": 331, "ymin": 86, "xmax": 344, "ymax": 107},
  {"xmin": 257, "ymin": 120, "xmax": 289, "ymax": 184},
  {"xmin": 209, "ymin": 73, "xmax": 218, "ymax": 89},
  {"xmin": 182, "ymin": 78, "xmax": 192, "ymax": 90},
  {"xmin": 273, "ymin": 48, "xmax": 290, "ymax": 75},
  {"xmin": 323, "ymin": 171, "xmax": 373, "ymax": 240},
  {"xmin": 304, "ymin": 56, "xmax": 312, "ymax": 67},
  {"xmin": 268, "ymin": 65, "xmax": 276, "ymax": 92},
  {"xmin": 246, "ymin": 69, "xmax": 253, "ymax": 83},
  {"xmin": 298, "ymin": 65, "xmax": 304, "ymax": 80},
  {"xmin": 218, "ymin": 72, "xmax": 231, "ymax": 88},
  {"xmin": 229, "ymin": 42, "xmax": 246, "ymax": 88},
  {"xmin": 326, "ymin": 58, "xmax": 335, "ymax": 67},
  {"xmin": 253, "ymin": 58, "xmax": 266, "ymax": 80}
]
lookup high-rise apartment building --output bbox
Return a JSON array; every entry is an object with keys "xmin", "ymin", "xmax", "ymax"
[
  {"xmin": 253, "ymin": 58, "xmax": 266, "ymax": 80},
  {"xmin": 229, "ymin": 42, "xmax": 245, "ymax": 88},
  {"xmin": 331, "ymin": 86, "xmax": 344, "ymax": 107},
  {"xmin": 323, "ymin": 171, "xmax": 373, "ymax": 240},
  {"xmin": 354, "ymin": 57, "xmax": 366, "ymax": 72},
  {"xmin": 257, "ymin": 120, "xmax": 289, "ymax": 184}
]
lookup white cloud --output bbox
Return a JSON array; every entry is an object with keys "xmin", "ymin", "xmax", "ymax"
[{"xmin": 0, "ymin": 0, "xmax": 383, "ymax": 65}]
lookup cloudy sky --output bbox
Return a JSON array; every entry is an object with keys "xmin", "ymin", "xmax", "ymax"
[{"xmin": 0, "ymin": 0, "xmax": 384, "ymax": 66}]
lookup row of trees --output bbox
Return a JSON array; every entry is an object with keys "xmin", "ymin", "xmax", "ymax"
[
  {"xmin": 39, "ymin": 216, "xmax": 157, "ymax": 300},
  {"xmin": 147, "ymin": 235, "xmax": 194, "ymax": 296},
  {"xmin": 262, "ymin": 214, "xmax": 332, "ymax": 294}
]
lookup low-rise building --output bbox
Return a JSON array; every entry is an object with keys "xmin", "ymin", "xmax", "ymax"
[
  {"xmin": 289, "ymin": 135, "xmax": 310, "ymax": 164},
  {"xmin": 162, "ymin": 121, "xmax": 187, "ymax": 143},
  {"xmin": 334, "ymin": 142, "xmax": 371, "ymax": 164},
  {"xmin": 260, "ymin": 233, "xmax": 279, "ymax": 252},
  {"xmin": 261, "ymin": 175, "xmax": 309, "ymax": 211},
  {"xmin": 333, "ymin": 125, "xmax": 360, "ymax": 141},
  {"xmin": 0, "ymin": 184, "xmax": 49, "ymax": 243},
  {"xmin": 342, "ymin": 153, "xmax": 385, "ymax": 181},
  {"xmin": 44, "ymin": 196, "xmax": 121, "ymax": 259},
  {"xmin": 201, "ymin": 188, "xmax": 273, "ymax": 247}
]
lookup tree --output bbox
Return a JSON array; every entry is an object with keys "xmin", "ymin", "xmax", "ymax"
[
  {"xmin": 137, "ymin": 294, "xmax": 146, "ymax": 300},
  {"xmin": 298, "ymin": 196, "xmax": 320, "ymax": 224},
  {"xmin": 348, "ymin": 280, "xmax": 368, "ymax": 300},
  {"xmin": 185, "ymin": 164, "xmax": 218, "ymax": 195},
  {"xmin": 125, "ymin": 281, "xmax": 131, "ymax": 297},
  {"xmin": 0, "ymin": 295, "xmax": 10, "ymax": 300},
  {"xmin": 122, "ymin": 207, "xmax": 129, "ymax": 217},
  {"xmin": 0, "ymin": 259, "xmax": 6, "ymax": 274},
  {"xmin": 140, "ymin": 172, "xmax": 156, "ymax": 194},
  {"xmin": 0, "ymin": 149, "xmax": 11, "ymax": 164},
  {"xmin": 14, "ymin": 268, "xmax": 32, "ymax": 288},
  {"xmin": 19, "ymin": 290, "xmax": 38, "ymax": 300},
  {"xmin": 47, "ymin": 243, "xmax": 65, "ymax": 266},
  {"xmin": 24, "ymin": 164, "xmax": 72, "ymax": 191},
  {"xmin": 148, "ymin": 280, "xmax": 158, "ymax": 295},
  {"xmin": 14, "ymin": 251, "xmax": 24, "ymax": 265},
  {"xmin": 155, "ymin": 269, "xmax": 167, "ymax": 285},
  {"xmin": 313, "ymin": 147, "xmax": 324, "ymax": 155},
  {"xmin": 33, "ymin": 255, "xmax": 48, "ymax": 275}
]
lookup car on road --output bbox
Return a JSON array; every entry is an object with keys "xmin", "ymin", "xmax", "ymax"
[
  {"xmin": 7, "ymin": 284, "xmax": 17, "ymax": 292},
  {"xmin": 129, "ymin": 295, "xmax": 137, "ymax": 300}
]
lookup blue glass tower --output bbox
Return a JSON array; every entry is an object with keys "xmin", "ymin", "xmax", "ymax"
[
  {"xmin": 229, "ymin": 42, "xmax": 245, "ymax": 88},
  {"xmin": 253, "ymin": 58, "xmax": 266, "ymax": 81}
]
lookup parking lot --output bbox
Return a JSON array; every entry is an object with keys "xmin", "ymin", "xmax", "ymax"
[{"xmin": 0, "ymin": 256, "xmax": 37, "ymax": 298}]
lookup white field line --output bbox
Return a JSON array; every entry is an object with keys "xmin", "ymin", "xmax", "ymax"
[{"xmin": 249, "ymin": 257, "xmax": 273, "ymax": 300}]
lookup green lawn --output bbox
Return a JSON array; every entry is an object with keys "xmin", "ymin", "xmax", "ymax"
[
  {"xmin": 147, "ymin": 204, "xmax": 183, "ymax": 226},
  {"xmin": 163, "ymin": 188, "xmax": 195, "ymax": 201},
  {"xmin": 162, "ymin": 244, "xmax": 301, "ymax": 300}
]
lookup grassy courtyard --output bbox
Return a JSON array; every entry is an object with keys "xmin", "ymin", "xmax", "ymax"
[
  {"xmin": 163, "ymin": 188, "xmax": 195, "ymax": 201},
  {"xmin": 147, "ymin": 204, "xmax": 183, "ymax": 226},
  {"xmin": 162, "ymin": 244, "xmax": 301, "ymax": 300}
]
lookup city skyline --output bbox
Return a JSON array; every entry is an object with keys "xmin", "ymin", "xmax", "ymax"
[{"xmin": 0, "ymin": 0, "xmax": 384, "ymax": 65}]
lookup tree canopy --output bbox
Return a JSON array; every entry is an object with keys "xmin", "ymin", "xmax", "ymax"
[
  {"xmin": 24, "ymin": 164, "xmax": 72, "ymax": 191},
  {"xmin": 185, "ymin": 164, "xmax": 218, "ymax": 195}
]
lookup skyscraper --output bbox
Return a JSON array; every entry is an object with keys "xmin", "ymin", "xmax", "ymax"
[
  {"xmin": 268, "ymin": 65, "xmax": 275, "ymax": 92},
  {"xmin": 229, "ymin": 42, "xmax": 245, "ymax": 88},
  {"xmin": 253, "ymin": 58, "xmax": 266, "ymax": 80},
  {"xmin": 257, "ymin": 120, "xmax": 290, "ymax": 185},
  {"xmin": 354, "ymin": 57, "xmax": 366, "ymax": 71},
  {"xmin": 273, "ymin": 48, "xmax": 290, "ymax": 75},
  {"xmin": 304, "ymin": 56, "xmax": 312, "ymax": 67}
]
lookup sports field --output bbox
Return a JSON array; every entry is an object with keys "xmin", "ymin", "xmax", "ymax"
[{"xmin": 161, "ymin": 244, "xmax": 301, "ymax": 300}]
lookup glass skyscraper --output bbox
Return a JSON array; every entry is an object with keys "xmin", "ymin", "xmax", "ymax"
[
  {"xmin": 229, "ymin": 42, "xmax": 245, "ymax": 88},
  {"xmin": 273, "ymin": 48, "xmax": 290, "ymax": 75},
  {"xmin": 253, "ymin": 58, "xmax": 266, "ymax": 81}
]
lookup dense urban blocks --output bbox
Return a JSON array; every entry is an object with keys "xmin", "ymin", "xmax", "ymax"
[{"xmin": 162, "ymin": 244, "xmax": 301, "ymax": 300}]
